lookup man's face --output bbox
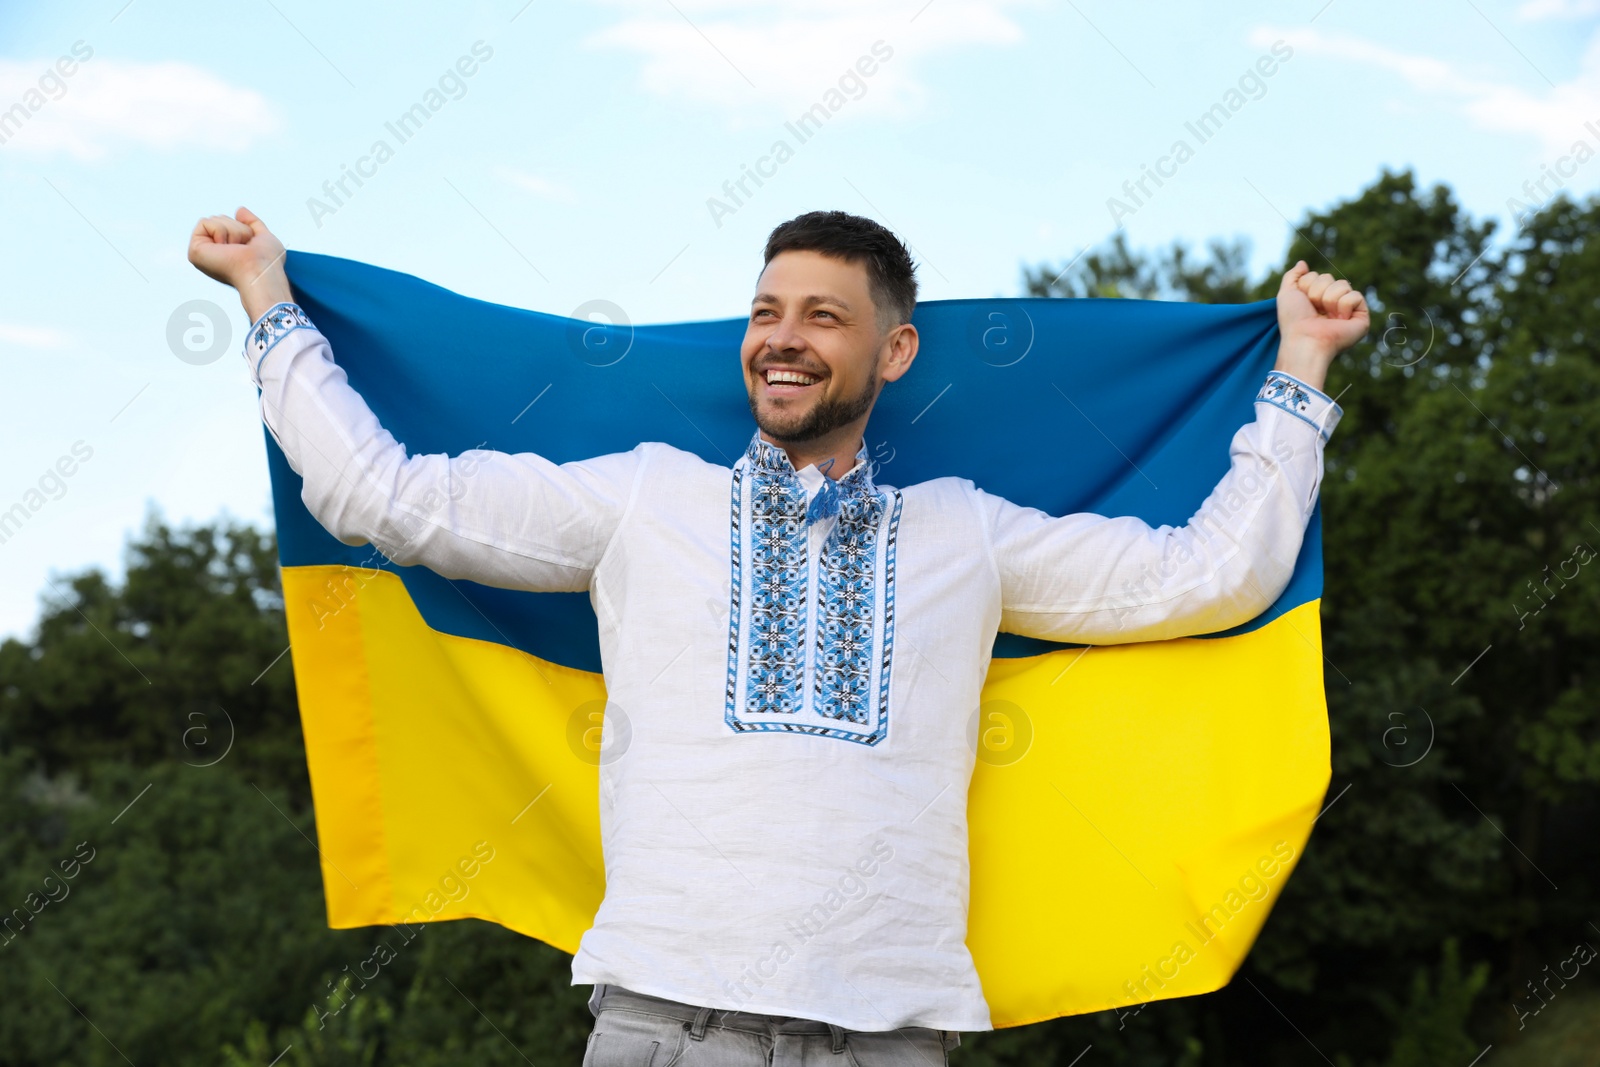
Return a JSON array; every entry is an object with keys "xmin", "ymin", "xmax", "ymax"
[{"xmin": 742, "ymin": 250, "xmax": 891, "ymax": 445}]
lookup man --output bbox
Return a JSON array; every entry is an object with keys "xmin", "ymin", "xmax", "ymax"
[{"xmin": 190, "ymin": 206, "xmax": 1367, "ymax": 1066}]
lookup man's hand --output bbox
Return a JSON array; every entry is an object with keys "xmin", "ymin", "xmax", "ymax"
[
  {"xmin": 1273, "ymin": 260, "xmax": 1370, "ymax": 393},
  {"xmin": 188, "ymin": 207, "xmax": 293, "ymax": 324}
]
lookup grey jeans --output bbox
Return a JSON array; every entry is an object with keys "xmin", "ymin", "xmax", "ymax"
[{"xmin": 584, "ymin": 983, "xmax": 961, "ymax": 1066}]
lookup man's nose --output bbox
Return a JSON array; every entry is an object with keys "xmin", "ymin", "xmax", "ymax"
[{"xmin": 765, "ymin": 313, "xmax": 807, "ymax": 354}]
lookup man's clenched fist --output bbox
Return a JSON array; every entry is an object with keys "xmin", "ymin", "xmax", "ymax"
[
  {"xmin": 1271, "ymin": 260, "xmax": 1371, "ymax": 393},
  {"xmin": 187, "ymin": 207, "xmax": 292, "ymax": 323}
]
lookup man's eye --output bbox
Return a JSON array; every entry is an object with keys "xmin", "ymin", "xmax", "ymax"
[{"xmin": 814, "ymin": 310, "xmax": 835, "ymax": 320}]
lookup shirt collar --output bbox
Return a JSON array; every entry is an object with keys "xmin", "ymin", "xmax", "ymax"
[{"xmin": 743, "ymin": 430, "xmax": 874, "ymax": 491}]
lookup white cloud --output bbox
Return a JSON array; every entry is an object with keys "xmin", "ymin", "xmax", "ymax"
[
  {"xmin": 0, "ymin": 57, "xmax": 280, "ymax": 161},
  {"xmin": 491, "ymin": 164, "xmax": 578, "ymax": 203},
  {"xmin": 1249, "ymin": 25, "xmax": 1600, "ymax": 157},
  {"xmin": 1516, "ymin": 0, "xmax": 1600, "ymax": 20},
  {"xmin": 585, "ymin": 0, "xmax": 1031, "ymax": 120},
  {"xmin": 0, "ymin": 322, "xmax": 70, "ymax": 349}
]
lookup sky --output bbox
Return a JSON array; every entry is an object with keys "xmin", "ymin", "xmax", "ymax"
[{"xmin": 1, "ymin": 0, "xmax": 1598, "ymax": 641}]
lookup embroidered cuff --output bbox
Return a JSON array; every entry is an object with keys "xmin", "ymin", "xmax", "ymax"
[
  {"xmin": 1254, "ymin": 370, "xmax": 1343, "ymax": 443},
  {"xmin": 245, "ymin": 302, "xmax": 315, "ymax": 380}
]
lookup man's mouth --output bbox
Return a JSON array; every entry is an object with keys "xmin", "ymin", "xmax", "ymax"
[{"xmin": 762, "ymin": 367, "xmax": 823, "ymax": 393}]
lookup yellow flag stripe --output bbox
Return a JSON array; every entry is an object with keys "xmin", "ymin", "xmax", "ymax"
[{"xmin": 283, "ymin": 564, "xmax": 1328, "ymax": 1027}]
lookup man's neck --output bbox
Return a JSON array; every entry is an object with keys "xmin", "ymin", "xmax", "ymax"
[{"xmin": 760, "ymin": 428, "xmax": 865, "ymax": 481}]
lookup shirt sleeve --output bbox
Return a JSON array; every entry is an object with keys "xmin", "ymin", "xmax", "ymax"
[
  {"xmin": 246, "ymin": 301, "xmax": 645, "ymax": 593},
  {"xmin": 977, "ymin": 369, "xmax": 1342, "ymax": 645}
]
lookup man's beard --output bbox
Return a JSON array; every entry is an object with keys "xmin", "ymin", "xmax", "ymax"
[{"xmin": 747, "ymin": 362, "xmax": 879, "ymax": 444}]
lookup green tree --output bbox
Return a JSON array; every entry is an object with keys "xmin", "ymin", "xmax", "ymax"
[
  {"xmin": 0, "ymin": 517, "xmax": 587, "ymax": 1066},
  {"xmin": 1383, "ymin": 940, "xmax": 1490, "ymax": 1067},
  {"xmin": 0, "ymin": 510, "xmax": 305, "ymax": 800}
]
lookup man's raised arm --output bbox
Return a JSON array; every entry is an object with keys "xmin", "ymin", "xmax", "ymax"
[
  {"xmin": 977, "ymin": 262, "xmax": 1368, "ymax": 646},
  {"xmin": 189, "ymin": 208, "xmax": 644, "ymax": 593}
]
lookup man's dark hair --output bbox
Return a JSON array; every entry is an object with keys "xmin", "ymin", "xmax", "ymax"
[{"xmin": 763, "ymin": 210, "xmax": 918, "ymax": 334}]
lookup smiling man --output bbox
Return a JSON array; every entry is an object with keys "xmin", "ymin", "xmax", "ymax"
[
  {"xmin": 190, "ymin": 207, "xmax": 1366, "ymax": 1066},
  {"xmin": 743, "ymin": 241, "xmax": 917, "ymax": 478}
]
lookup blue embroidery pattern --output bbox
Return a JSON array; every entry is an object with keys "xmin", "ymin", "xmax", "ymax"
[
  {"xmin": 248, "ymin": 302, "xmax": 315, "ymax": 375},
  {"xmin": 814, "ymin": 492, "xmax": 885, "ymax": 724},
  {"xmin": 876, "ymin": 492, "xmax": 902, "ymax": 739},
  {"xmin": 724, "ymin": 433, "xmax": 901, "ymax": 746},
  {"xmin": 1255, "ymin": 371, "xmax": 1332, "ymax": 441},
  {"xmin": 723, "ymin": 466, "xmax": 746, "ymax": 724},
  {"xmin": 745, "ymin": 461, "xmax": 809, "ymax": 717}
]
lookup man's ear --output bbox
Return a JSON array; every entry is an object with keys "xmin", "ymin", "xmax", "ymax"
[{"xmin": 880, "ymin": 323, "xmax": 919, "ymax": 383}]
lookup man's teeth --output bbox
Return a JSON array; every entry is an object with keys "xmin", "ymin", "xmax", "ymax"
[{"xmin": 766, "ymin": 369, "xmax": 819, "ymax": 386}]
